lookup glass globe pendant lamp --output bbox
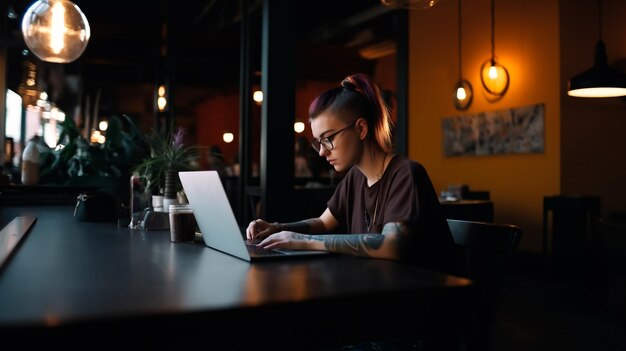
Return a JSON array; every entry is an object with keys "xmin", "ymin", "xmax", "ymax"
[
  {"xmin": 480, "ymin": 57, "xmax": 509, "ymax": 96},
  {"xmin": 21, "ymin": 0, "xmax": 91, "ymax": 63},
  {"xmin": 379, "ymin": 0, "xmax": 440, "ymax": 10},
  {"xmin": 480, "ymin": 0, "xmax": 509, "ymax": 97},
  {"xmin": 453, "ymin": 0, "xmax": 472, "ymax": 110}
]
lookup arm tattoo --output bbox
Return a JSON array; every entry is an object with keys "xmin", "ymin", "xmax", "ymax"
[
  {"xmin": 323, "ymin": 234, "xmax": 384, "ymax": 256},
  {"xmin": 280, "ymin": 219, "xmax": 318, "ymax": 234},
  {"xmin": 291, "ymin": 233, "xmax": 325, "ymax": 242},
  {"xmin": 323, "ymin": 222, "xmax": 411, "ymax": 258},
  {"xmin": 382, "ymin": 222, "xmax": 411, "ymax": 237}
]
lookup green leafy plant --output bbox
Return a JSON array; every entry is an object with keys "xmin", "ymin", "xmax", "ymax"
[
  {"xmin": 131, "ymin": 124, "xmax": 199, "ymax": 196},
  {"xmin": 39, "ymin": 114, "xmax": 150, "ymax": 185}
]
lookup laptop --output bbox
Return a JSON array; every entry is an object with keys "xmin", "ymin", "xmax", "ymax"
[{"xmin": 178, "ymin": 170, "xmax": 330, "ymax": 262}]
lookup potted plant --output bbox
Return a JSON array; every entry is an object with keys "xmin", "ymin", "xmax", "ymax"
[
  {"xmin": 38, "ymin": 114, "xmax": 150, "ymax": 198},
  {"xmin": 132, "ymin": 124, "xmax": 199, "ymax": 211}
]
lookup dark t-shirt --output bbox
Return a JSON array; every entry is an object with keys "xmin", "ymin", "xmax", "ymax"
[{"xmin": 327, "ymin": 155, "xmax": 457, "ymax": 273}]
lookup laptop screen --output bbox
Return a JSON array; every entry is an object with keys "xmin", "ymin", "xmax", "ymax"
[{"xmin": 179, "ymin": 171, "xmax": 330, "ymax": 261}]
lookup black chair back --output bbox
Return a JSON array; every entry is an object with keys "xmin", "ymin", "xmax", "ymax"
[
  {"xmin": 448, "ymin": 219, "xmax": 522, "ymax": 289},
  {"xmin": 447, "ymin": 218, "xmax": 523, "ymax": 351}
]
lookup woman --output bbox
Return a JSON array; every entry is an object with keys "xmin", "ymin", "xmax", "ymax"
[{"xmin": 246, "ymin": 73, "xmax": 456, "ymax": 273}]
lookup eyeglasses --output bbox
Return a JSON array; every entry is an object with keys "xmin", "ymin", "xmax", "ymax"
[{"xmin": 310, "ymin": 122, "xmax": 355, "ymax": 153}]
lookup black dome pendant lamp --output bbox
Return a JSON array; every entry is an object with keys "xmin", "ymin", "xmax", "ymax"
[{"xmin": 567, "ymin": 0, "xmax": 626, "ymax": 98}]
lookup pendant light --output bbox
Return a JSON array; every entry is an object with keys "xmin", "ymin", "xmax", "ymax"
[
  {"xmin": 453, "ymin": 0, "xmax": 472, "ymax": 110},
  {"xmin": 567, "ymin": 0, "xmax": 626, "ymax": 98},
  {"xmin": 379, "ymin": 0, "xmax": 440, "ymax": 10},
  {"xmin": 21, "ymin": 0, "xmax": 91, "ymax": 63},
  {"xmin": 480, "ymin": 0, "xmax": 509, "ymax": 97}
]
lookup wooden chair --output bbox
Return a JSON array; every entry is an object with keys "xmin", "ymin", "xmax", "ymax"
[{"xmin": 447, "ymin": 219, "xmax": 523, "ymax": 351}]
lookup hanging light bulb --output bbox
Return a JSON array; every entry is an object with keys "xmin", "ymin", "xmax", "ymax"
[
  {"xmin": 453, "ymin": 0, "xmax": 472, "ymax": 110},
  {"xmin": 481, "ymin": 58, "xmax": 509, "ymax": 96},
  {"xmin": 454, "ymin": 80, "xmax": 473, "ymax": 110},
  {"xmin": 480, "ymin": 0, "xmax": 509, "ymax": 97},
  {"xmin": 456, "ymin": 86, "xmax": 466, "ymax": 100},
  {"xmin": 21, "ymin": 0, "xmax": 91, "ymax": 63}
]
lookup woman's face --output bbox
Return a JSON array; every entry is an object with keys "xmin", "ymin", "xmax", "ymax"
[{"xmin": 310, "ymin": 111, "xmax": 362, "ymax": 173}]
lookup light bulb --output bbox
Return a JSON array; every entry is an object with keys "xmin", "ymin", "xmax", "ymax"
[
  {"xmin": 456, "ymin": 87, "xmax": 467, "ymax": 100},
  {"xmin": 90, "ymin": 130, "xmax": 100, "ymax": 143},
  {"xmin": 480, "ymin": 58, "xmax": 510, "ymax": 96},
  {"xmin": 380, "ymin": 0, "xmax": 440, "ymax": 9},
  {"xmin": 157, "ymin": 97, "xmax": 167, "ymax": 111},
  {"xmin": 223, "ymin": 132, "xmax": 234, "ymax": 143},
  {"xmin": 453, "ymin": 79, "xmax": 473, "ymax": 110},
  {"xmin": 50, "ymin": 2, "xmax": 65, "ymax": 54},
  {"xmin": 21, "ymin": 0, "xmax": 91, "ymax": 63},
  {"xmin": 488, "ymin": 66, "xmax": 498, "ymax": 79},
  {"xmin": 294, "ymin": 122, "xmax": 305, "ymax": 133},
  {"xmin": 253, "ymin": 90, "xmax": 263, "ymax": 103},
  {"xmin": 98, "ymin": 120, "xmax": 108, "ymax": 131}
]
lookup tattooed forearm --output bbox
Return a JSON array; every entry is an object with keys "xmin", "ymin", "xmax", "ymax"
[
  {"xmin": 382, "ymin": 222, "xmax": 411, "ymax": 237},
  {"xmin": 323, "ymin": 234, "xmax": 385, "ymax": 257},
  {"xmin": 279, "ymin": 219, "xmax": 319, "ymax": 233},
  {"xmin": 323, "ymin": 222, "xmax": 411, "ymax": 258},
  {"xmin": 291, "ymin": 233, "xmax": 326, "ymax": 242}
]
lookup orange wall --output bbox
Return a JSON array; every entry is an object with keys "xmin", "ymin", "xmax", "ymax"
[
  {"xmin": 194, "ymin": 81, "xmax": 339, "ymax": 168},
  {"xmin": 194, "ymin": 92, "xmax": 241, "ymax": 166},
  {"xmin": 560, "ymin": 0, "xmax": 626, "ymax": 220},
  {"xmin": 373, "ymin": 53, "xmax": 398, "ymax": 124},
  {"xmin": 409, "ymin": 0, "xmax": 561, "ymax": 252},
  {"xmin": 294, "ymin": 80, "xmax": 338, "ymax": 139}
]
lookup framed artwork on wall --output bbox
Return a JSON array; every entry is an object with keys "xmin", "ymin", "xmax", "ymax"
[{"xmin": 442, "ymin": 103, "xmax": 544, "ymax": 157}]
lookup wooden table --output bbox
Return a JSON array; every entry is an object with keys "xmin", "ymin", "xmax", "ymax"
[{"xmin": 0, "ymin": 205, "xmax": 479, "ymax": 349}]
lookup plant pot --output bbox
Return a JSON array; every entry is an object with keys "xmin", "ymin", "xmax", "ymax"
[
  {"xmin": 152, "ymin": 195, "xmax": 164, "ymax": 211},
  {"xmin": 163, "ymin": 170, "xmax": 179, "ymax": 212}
]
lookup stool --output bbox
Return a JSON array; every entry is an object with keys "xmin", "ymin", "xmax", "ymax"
[{"xmin": 543, "ymin": 195, "xmax": 601, "ymax": 275}]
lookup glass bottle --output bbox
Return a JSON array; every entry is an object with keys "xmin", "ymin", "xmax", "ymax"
[{"xmin": 21, "ymin": 137, "xmax": 40, "ymax": 185}]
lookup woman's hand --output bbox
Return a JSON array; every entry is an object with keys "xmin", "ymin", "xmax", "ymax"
[
  {"xmin": 257, "ymin": 232, "xmax": 326, "ymax": 251},
  {"xmin": 246, "ymin": 219, "xmax": 282, "ymax": 242}
]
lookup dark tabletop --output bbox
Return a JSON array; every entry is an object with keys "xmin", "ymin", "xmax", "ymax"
[{"xmin": 0, "ymin": 205, "xmax": 478, "ymax": 349}]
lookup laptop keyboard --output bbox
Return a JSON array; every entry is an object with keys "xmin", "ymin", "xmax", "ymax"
[{"xmin": 245, "ymin": 243, "xmax": 284, "ymax": 256}]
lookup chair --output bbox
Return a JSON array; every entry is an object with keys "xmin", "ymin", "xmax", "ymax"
[
  {"xmin": 320, "ymin": 220, "xmax": 522, "ymax": 351},
  {"xmin": 447, "ymin": 219, "xmax": 523, "ymax": 351}
]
